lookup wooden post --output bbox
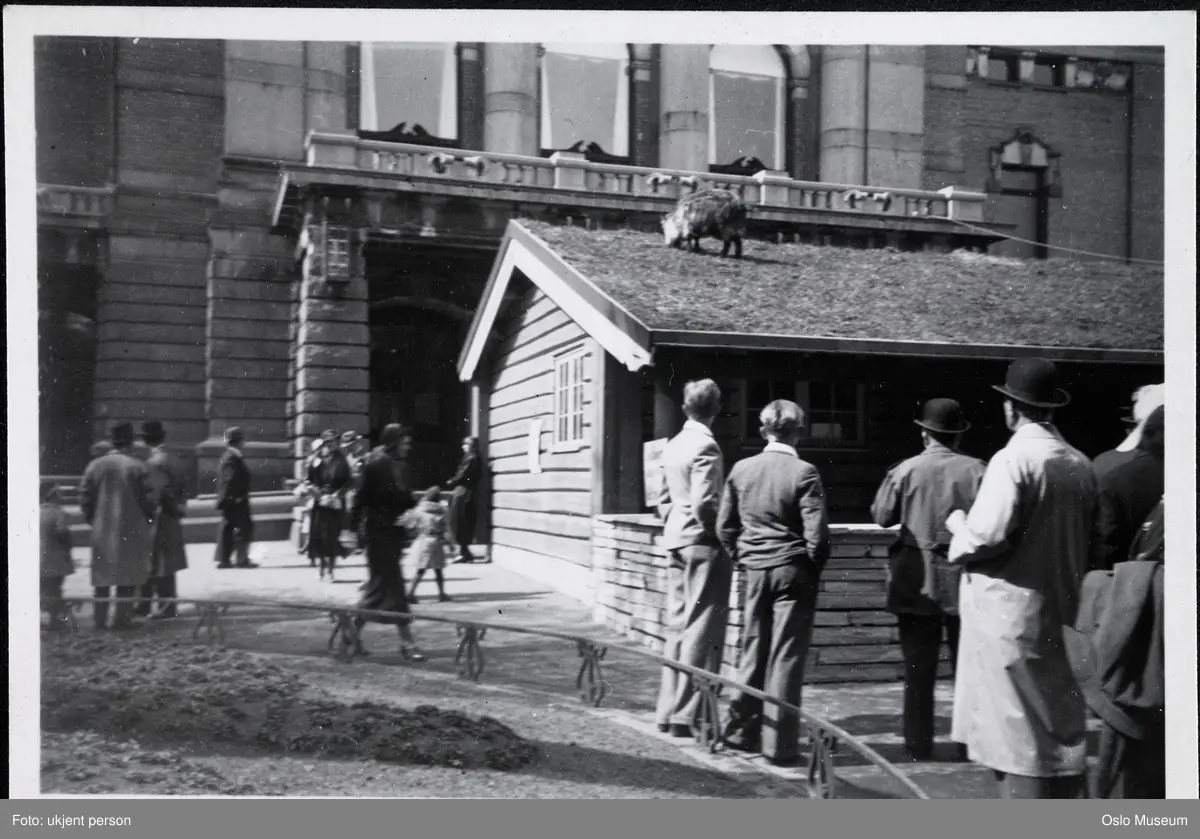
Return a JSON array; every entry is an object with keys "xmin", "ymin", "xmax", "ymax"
[{"xmin": 652, "ymin": 355, "xmax": 682, "ymax": 440}]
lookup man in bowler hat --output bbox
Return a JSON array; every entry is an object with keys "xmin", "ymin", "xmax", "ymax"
[
  {"xmin": 136, "ymin": 420, "xmax": 189, "ymax": 618},
  {"xmin": 214, "ymin": 426, "xmax": 257, "ymax": 569},
  {"xmin": 947, "ymin": 358, "xmax": 1096, "ymax": 798},
  {"xmin": 80, "ymin": 422, "xmax": 157, "ymax": 629},
  {"xmin": 871, "ymin": 398, "xmax": 985, "ymax": 762}
]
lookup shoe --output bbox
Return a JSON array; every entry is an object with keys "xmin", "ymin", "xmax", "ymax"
[
  {"xmin": 438, "ymin": 594, "xmax": 453, "ymax": 603},
  {"xmin": 656, "ymin": 723, "xmax": 671, "ymax": 734},
  {"xmin": 217, "ymin": 563, "xmax": 233, "ymax": 569},
  {"xmin": 236, "ymin": 562, "xmax": 259, "ymax": 569},
  {"xmin": 953, "ymin": 743, "xmax": 970, "ymax": 763},
  {"xmin": 669, "ymin": 724, "xmax": 693, "ymax": 739},
  {"xmin": 407, "ymin": 595, "xmax": 419, "ymax": 604},
  {"xmin": 401, "ymin": 645, "xmax": 426, "ymax": 662}
]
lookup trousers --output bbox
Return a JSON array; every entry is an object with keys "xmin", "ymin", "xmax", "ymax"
[
  {"xmin": 897, "ymin": 612, "xmax": 961, "ymax": 757},
  {"xmin": 94, "ymin": 585, "xmax": 137, "ymax": 628},
  {"xmin": 655, "ymin": 544, "xmax": 732, "ymax": 728},
  {"xmin": 214, "ymin": 503, "xmax": 253, "ymax": 567},
  {"xmin": 137, "ymin": 573, "xmax": 178, "ymax": 616},
  {"xmin": 724, "ymin": 561, "xmax": 820, "ymax": 762}
]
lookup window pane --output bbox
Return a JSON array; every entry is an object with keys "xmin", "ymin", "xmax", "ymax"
[
  {"xmin": 834, "ymin": 382, "xmax": 858, "ymax": 411},
  {"xmin": 542, "ymin": 52, "xmax": 628, "ymax": 157},
  {"xmin": 747, "ymin": 380, "xmax": 772, "ymax": 414},
  {"xmin": 809, "ymin": 381, "xmax": 832, "ymax": 411},
  {"xmin": 711, "ymin": 72, "xmax": 780, "ymax": 168},
  {"xmin": 365, "ymin": 43, "xmax": 458, "ymax": 138},
  {"xmin": 1001, "ymin": 168, "xmax": 1040, "ymax": 192}
]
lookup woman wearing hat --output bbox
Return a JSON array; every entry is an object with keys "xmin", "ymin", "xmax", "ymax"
[
  {"xmin": 350, "ymin": 423, "xmax": 426, "ymax": 660},
  {"xmin": 947, "ymin": 358, "xmax": 1096, "ymax": 798},
  {"xmin": 306, "ymin": 430, "xmax": 353, "ymax": 581},
  {"xmin": 870, "ymin": 398, "xmax": 986, "ymax": 762},
  {"xmin": 444, "ymin": 436, "xmax": 484, "ymax": 564}
]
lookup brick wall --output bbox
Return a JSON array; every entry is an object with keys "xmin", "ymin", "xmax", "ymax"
[
  {"xmin": 35, "ymin": 36, "xmax": 115, "ymax": 187},
  {"xmin": 592, "ymin": 516, "xmax": 949, "ymax": 684},
  {"xmin": 93, "ymin": 38, "xmax": 224, "ymax": 464},
  {"xmin": 923, "ymin": 56, "xmax": 1157, "ymax": 260},
  {"xmin": 1129, "ymin": 63, "xmax": 1164, "ymax": 261}
]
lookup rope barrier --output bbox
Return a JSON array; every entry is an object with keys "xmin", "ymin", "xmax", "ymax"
[
  {"xmin": 948, "ymin": 218, "xmax": 1166, "ymax": 265},
  {"xmin": 45, "ymin": 595, "xmax": 931, "ymax": 799}
]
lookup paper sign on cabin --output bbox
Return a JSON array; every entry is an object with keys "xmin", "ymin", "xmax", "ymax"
[
  {"xmin": 527, "ymin": 418, "xmax": 544, "ymax": 475},
  {"xmin": 642, "ymin": 438, "xmax": 668, "ymax": 508}
]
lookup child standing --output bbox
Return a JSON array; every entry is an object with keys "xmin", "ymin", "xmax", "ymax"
[
  {"xmin": 407, "ymin": 486, "xmax": 452, "ymax": 603},
  {"xmin": 40, "ymin": 483, "xmax": 75, "ymax": 629}
]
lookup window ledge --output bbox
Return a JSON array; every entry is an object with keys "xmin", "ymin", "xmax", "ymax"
[{"xmin": 551, "ymin": 441, "xmax": 587, "ymax": 454}]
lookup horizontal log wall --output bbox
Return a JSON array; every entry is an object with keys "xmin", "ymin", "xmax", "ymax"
[
  {"xmin": 486, "ymin": 282, "xmax": 596, "ymax": 571},
  {"xmin": 592, "ymin": 515, "xmax": 951, "ymax": 684}
]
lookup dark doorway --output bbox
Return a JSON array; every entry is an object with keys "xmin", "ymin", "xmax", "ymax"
[
  {"xmin": 39, "ymin": 244, "xmax": 101, "ymax": 476},
  {"xmin": 369, "ymin": 305, "xmax": 469, "ymax": 488},
  {"xmin": 987, "ymin": 167, "xmax": 1048, "ymax": 259},
  {"xmin": 365, "ymin": 239, "xmax": 496, "ymax": 489}
]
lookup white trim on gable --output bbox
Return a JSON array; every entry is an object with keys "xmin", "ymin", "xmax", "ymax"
[{"xmin": 458, "ymin": 232, "xmax": 653, "ymax": 382}]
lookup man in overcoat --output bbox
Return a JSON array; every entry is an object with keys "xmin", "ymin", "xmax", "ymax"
[
  {"xmin": 947, "ymin": 358, "xmax": 1096, "ymax": 799},
  {"xmin": 870, "ymin": 398, "xmax": 985, "ymax": 762},
  {"xmin": 653, "ymin": 379, "xmax": 731, "ymax": 738},
  {"xmin": 1092, "ymin": 383, "xmax": 1163, "ymax": 482},
  {"xmin": 717, "ymin": 399, "xmax": 830, "ymax": 767},
  {"xmin": 80, "ymin": 422, "xmax": 157, "ymax": 629},
  {"xmin": 136, "ymin": 420, "xmax": 189, "ymax": 618},
  {"xmin": 214, "ymin": 426, "xmax": 257, "ymax": 569},
  {"xmin": 1090, "ymin": 405, "xmax": 1164, "ymax": 573}
]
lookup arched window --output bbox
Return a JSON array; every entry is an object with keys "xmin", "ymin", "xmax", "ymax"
[
  {"xmin": 539, "ymin": 43, "xmax": 631, "ymax": 162},
  {"xmin": 358, "ymin": 42, "xmax": 459, "ymax": 145},
  {"xmin": 709, "ymin": 45, "xmax": 786, "ymax": 175}
]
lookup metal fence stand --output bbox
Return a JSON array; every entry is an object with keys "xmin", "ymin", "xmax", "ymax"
[
  {"xmin": 807, "ymin": 726, "xmax": 840, "ymax": 799},
  {"xmin": 192, "ymin": 604, "xmax": 228, "ymax": 646},
  {"xmin": 455, "ymin": 624, "xmax": 486, "ymax": 681},
  {"xmin": 574, "ymin": 640, "xmax": 610, "ymax": 707},
  {"xmin": 691, "ymin": 674, "xmax": 725, "ymax": 753},
  {"xmin": 327, "ymin": 610, "xmax": 362, "ymax": 662}
]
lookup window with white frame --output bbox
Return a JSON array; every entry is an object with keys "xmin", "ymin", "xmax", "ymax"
[
  {"xmin": 358, "ymin": 42, "xmax": 458, "ymax": 139},
  {"xmin": 709, "ymin": 45, "xmax": 786, "ymax": 172},
  {"xmin": 540, "ymin": 43, "xmax": 630, "ymax": 159},
  {"xmin": 742, "ymin": 378, "xmax": 866, "ymax": 446},
  {"xmin": 553, "ymin": 348, "xmax": 588, "ymax": 448}
]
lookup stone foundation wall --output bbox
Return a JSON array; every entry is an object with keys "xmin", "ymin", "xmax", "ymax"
[{"xmin": 592, "ymin": 515, "xmax": 952, "ymax": 684}]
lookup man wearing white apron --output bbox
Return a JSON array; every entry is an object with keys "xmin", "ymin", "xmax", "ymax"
[{"xmin": 946, "ymin": 358, "xmax": 1096, "ymax": 799}]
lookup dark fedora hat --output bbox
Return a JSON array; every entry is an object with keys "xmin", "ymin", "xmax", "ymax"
[
  {"xmin": 320, "ymin": 429, "xmax": 340, "ymax": 443},
  {"xmin": 224, "ymin": 426, "xmax": 245, "ymax": 445},
  {"xmin": 914, "ymin": 398, "xmax": 971, "ymax": 434},
  {"xmin": 140, "ymin": 420, "xmax": 166, "ymax": 442},
  {"xmin": 993, "ymin": 357, "xmax": 1071, "ymax": 408},
  {"xmin": 110, "ymin": 422, "xmax": 135, "ymax": 446}
]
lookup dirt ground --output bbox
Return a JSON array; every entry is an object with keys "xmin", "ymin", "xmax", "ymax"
[{"xmin": 41, "ymin": 629, "xmax": 810, "ymax": 798}]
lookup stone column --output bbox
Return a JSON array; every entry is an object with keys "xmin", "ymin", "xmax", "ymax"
[
  {"xmin": 864, "ymin": 46, "xmax": 926, "ymax": 190},
  {"xmin": 819, "ymin": 45, "xmax": 868, "ymax": 185},
  {"xmin": 658, "ymin": 45, "xmax": 710, "ymax": 172},
  {"xmin": 820, "ymin": 45, "xmax": 927, "ymax": 189},
  {"xmin": 459, "ymin": 43, "xmax": 485, "ymax": 151},
  {"xmin": 630, "ymin": 44, "xmax": 659, "ymax": 167},
  {"xmin": 483, "ymin": 42, "xmax": 539, "ymax": 156},
  {"xmin": 293, "ymin": 195, "xmax": 370, "ymax": 461}
]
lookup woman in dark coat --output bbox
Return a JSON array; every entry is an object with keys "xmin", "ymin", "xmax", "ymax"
[
  {"xmin": 307, "ymin": 430, "xmax": 353, "ymax": 581},
  {"xmin": 446, "ymin": 436, "xmax": 485, "ymax": 564},
  {"xmin": 350, "ymin": 424, "xmax": 426, "ymax": 661}
]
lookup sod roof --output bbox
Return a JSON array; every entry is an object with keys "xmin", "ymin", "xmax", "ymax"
[{"xmin": 517, "ymin": 219, "xmax": 1164, "ymax": 353}]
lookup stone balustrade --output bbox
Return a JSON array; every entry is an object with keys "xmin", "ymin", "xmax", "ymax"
[
  {"xmin": 36, "ymin": 184, "xmax": 115, "ymax": 220},
  {"xmin": 592, "ymin": 514, "xmax": 953, "ymax": 684},
  {"xmin": 304, "ymin": 131, "xmax": 985, "ymax": 224}
]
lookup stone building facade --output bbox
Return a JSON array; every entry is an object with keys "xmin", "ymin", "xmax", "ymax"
[{"xmin": 35, "ymin": 39, "xmax": 1164, "ymax": 496}]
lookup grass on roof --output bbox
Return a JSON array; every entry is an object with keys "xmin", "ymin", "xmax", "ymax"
[{"xmin": 517, "ymin": 220, "xmax": 1163, "ymax": 352}]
